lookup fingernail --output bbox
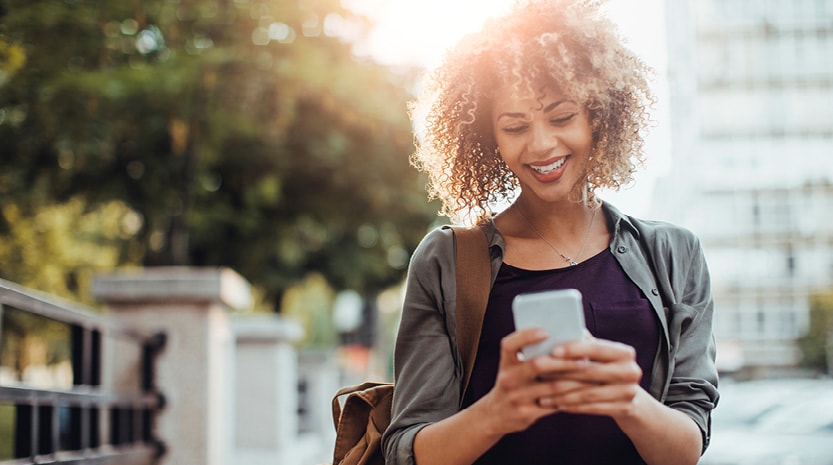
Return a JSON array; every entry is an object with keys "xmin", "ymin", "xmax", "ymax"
[{"xmin": 551, "ymin": 346, "xmax": 565, "ymax": 357}]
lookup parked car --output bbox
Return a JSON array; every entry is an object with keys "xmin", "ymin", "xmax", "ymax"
[{"xmin": 699, "ymin": 378, "xmax": 833, "ymax": 465}]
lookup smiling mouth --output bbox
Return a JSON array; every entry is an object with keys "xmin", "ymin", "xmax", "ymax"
[{"xmin": 530, "ymin": 157, "xmax": 568, "ymax": 175}]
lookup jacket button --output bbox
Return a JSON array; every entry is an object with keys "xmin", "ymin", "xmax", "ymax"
[
  {"xmin": 651, "ymin": 288, "xmax": 660, "ymax": 296},
  {"xmin": 617, "ymin": 245, "xmax": 627, "ymax": 253}
]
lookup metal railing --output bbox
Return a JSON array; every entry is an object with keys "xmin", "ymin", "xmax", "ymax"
[{"xmin": 0, "ymin": 279, "xmax": 165, "ymax": 464}]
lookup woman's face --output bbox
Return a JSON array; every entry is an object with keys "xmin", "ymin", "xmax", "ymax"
[{"xmin": 491, "ymin": 85, "xmax": 593, "ymax": 204}]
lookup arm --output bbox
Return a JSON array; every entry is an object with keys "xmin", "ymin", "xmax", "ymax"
[
  {"xmin": 616, "ymin": 390, "xmax": 702, "ymax": 465},
  {"xmin": 382, "ymin": 228, "xmax": 462, "ymax": 465},
  {"xmin": 651, "ymin": 228, "xmax": 720, "ymax": 451}
]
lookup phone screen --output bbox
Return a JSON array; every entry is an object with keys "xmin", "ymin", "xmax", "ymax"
[{"xmin": 512, "ymin": 288, "xmax": 586, "ymax": 359}]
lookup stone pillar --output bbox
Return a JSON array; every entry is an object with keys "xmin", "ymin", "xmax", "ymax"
[
  {"xmin": 297, "ymin": 349, "xmax": 341, "ymax": 463},
  {"xmin": 93, "ymin": 267, "xmax": 251, "ymax": 465},
  {"xmin": 231, "ymin": 314, "xmax": 304, "ymax": 465}
]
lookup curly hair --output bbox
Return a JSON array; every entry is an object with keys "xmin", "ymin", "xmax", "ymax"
[{"xmin": 409, "ymin": 0, "xmax": 655, "ymax": 223}]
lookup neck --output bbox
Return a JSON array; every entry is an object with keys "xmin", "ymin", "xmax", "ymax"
[
  {"xmin": 514, "ymin": 195, "xmax": 597, "ymax": 235},
  {"xmin": 511, "ymin": 197, "xmax": 600, "ymax": 266}
]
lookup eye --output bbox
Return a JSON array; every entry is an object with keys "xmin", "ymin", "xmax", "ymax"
[
  {"xmin": 550, "ymin": 113, "xmax": 577, "ymax": 125},
  {"xmin": 502, "ymin": 124, "xmax": 528, "ymax": 134}
]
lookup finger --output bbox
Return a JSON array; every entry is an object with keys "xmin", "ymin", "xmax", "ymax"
[
  {"xmin": 553, "ymin": 338, "xmax": 636, "ymax": 363},
  {"xmin": 499, "ymin": 328, "xmax": 548, "ymax": 368},
  {"xmin": 516, "ymin": 379, "xmax": 591, "ymax": 411},
  {"xmin": 526, "ymin": 382, "xmax": 569, "ymax": 411},
  {"xmin": 556, "ymin": 400, "xmax": 637, "ymax": 417},
  {"xmin": 493, "ymin": 361, "xmax": 536, "ymax": 390},
  {"xmin": 549, "ymin": 383, "xmax": 641, "ymax": 409},
  {"xmin": 536, "ymin": 380, "xmax": 588, "ymax": 409},
  {"xmin": 531, "ymin": 355, "xmax": 591, "ymax": 378},
  {"xmin": 546, "ymin": 379, "xmax": 587, "ymax": 396},
  {"xmin": 492, "ymin": 375, "xmax": 564, "ymax": 411},
  {"xmin": 555, "ymin": 359, "xmax": 642, "ymax": 385}
]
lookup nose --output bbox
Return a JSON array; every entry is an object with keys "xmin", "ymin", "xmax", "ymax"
[{"xmin": 528, "ymin": 121, "xmax": 557, "ymax": 156}]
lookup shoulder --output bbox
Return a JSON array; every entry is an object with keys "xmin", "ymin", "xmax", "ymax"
[
  {"xmin": 630, "ymin": 216, "xmax": 701, "ymax": 249},
  {"xmin": 605, "ymin": 202, "xmax": 698, "ymax": 246},
  {"xmin": 408, "ymin": 225, "xmax": 456, "ymax": 273},
  {"xmin": 604, "ymin": 202, "xmax": 703, "ymax": 257}
]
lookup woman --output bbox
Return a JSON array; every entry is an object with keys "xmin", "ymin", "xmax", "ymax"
[{"xmin": 382, "ymin": 1, "xmax": 719, "ymax": 464}]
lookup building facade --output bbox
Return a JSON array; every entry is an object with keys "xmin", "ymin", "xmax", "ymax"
[{"xmin": 660, "ymin": 0, "xmax": 833, "ymax": 375}]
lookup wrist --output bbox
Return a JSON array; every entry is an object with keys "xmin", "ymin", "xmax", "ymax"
[
  {"xmin": 613, "ymin": 387, "xmax": 654, "ymax": 430},
  {"xmin": 612, "ymin": 389, "xmax": 703, "ymax": 465},
  {"xmin": 468, "ymin": 393, "xmax": 510, "ymax": 440}
]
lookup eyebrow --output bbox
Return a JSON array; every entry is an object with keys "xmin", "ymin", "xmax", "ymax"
[{"xmin": 495, "ymin": 99, "xmax": 572, "ymax": 121}]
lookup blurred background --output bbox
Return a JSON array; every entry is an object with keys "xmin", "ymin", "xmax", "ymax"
[{"xmin": 0, "ymin": 0, "xmax": 831, "ymax": 464}]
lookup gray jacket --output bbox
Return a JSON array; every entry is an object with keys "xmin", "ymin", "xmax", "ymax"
[{"xmin": 382, "ymin": 202, "xmax": 719, "ymax": 465}]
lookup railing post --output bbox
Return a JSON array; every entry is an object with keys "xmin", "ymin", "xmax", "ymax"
[{"xmin": 93, "ymin": 267, "xmax": 251, "ymax": 465}]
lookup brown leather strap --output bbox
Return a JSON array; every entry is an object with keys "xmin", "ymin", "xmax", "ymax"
[
  {"xmin": 332, "ymin": 381, "xmax": 393, "ymax": 426},
  {"xmin": 331, "ymin": 381, "xmax": 394, "ymax": 464},
  {"xmin": 451, "ymin": 226, "xmax": 491, "ymax": 403}
]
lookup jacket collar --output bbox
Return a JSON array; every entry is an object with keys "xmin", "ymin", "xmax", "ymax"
[{"xmin": 601, "ymin": 201, "xmax": 640, "ymax": 239}]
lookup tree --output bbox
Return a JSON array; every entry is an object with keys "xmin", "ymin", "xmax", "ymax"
[
  {"xmin": 0, "ymin": 0, "xmax": 439, "ymax": 308},
  {"xmin": 0, "ymin": 199, "xmax": 139, "ymax": 303}
]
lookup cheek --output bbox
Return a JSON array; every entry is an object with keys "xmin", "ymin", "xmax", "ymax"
[
  {"xmin": 496, "ymin": 144, "xmax": 522, "ymax": 166},
  {"xmin": 495, "ymin": 134, "xmax": 522, "ymax": 157},
  {"xmin": 567, "ymin": 128, "xmax": 594, "ymax": 155}
]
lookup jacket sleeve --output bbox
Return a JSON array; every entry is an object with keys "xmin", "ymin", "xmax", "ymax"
[
  {"xmin": 382, "ymin": 227, "xmax": 463, "ymax": 465},
  {"xmin": 656, "ymin": 227, "xmax": 720, "ymax": 452}
]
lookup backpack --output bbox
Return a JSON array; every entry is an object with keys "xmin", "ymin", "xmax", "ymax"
[{"xmin": 330, "ymin": 226, "xmax": 491, "ymax": 465}]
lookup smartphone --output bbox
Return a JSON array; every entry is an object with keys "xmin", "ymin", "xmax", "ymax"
[{"xmin": 512, "ymin": 288, "xmax": 586, "ymax": 359}]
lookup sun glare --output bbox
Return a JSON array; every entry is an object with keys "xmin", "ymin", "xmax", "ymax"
[
  {"xmin": 349, "ymin": 0, "xmax": 667, "ymax": 70},
  {"xmin": 346, "ymin": 0, "xmax": 514, "ymax": 68}
]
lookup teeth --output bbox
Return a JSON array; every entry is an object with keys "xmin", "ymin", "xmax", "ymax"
[{"xmin": 531, "ymin": 157, "xmax": 566, "ymax": 174}]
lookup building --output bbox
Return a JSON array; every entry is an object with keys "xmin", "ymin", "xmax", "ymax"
[{"xmin": 660, "ymin": 0, "xmax": 833, "ymax": 375}]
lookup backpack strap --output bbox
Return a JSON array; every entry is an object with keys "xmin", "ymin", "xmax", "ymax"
[{"xmin": 451, "ymin": 225, "xmax": 491, "ymax": 403}]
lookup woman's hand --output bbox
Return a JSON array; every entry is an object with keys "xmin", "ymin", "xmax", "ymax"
[
  {"xmin": 414, "ymin": 328, "xmax": 593, "ymax": 465},
  {"xmin": 417, "ymin": 330, "xmax": 700, "ymax": 465},
  {"xmin": 534, "ymin": 336, "xmax": 644, "ymax": 419},
  {"xmin": 475, "ymin": 328, "xmax": 592, "ymax": 434}
]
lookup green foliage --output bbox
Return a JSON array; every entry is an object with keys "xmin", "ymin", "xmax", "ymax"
[
  {"xmin": 798, "ymin": 290, "xmax": 833, "ymax": 374},
  {"xmin": 0, "ymin": 38, "xmax": 25, "ymax": 85},
  {"xmin": 0, "ymin": 0, "xmax": 439, "ymax": 308},
  {"xmin": 0, "ymin": 307, "xmax": 72, "ymax": 387},
  {"xmin": 281, "ymin": 273, "xmax": 337, "ymax": 348},
  {"xmin": 0, "ymin": 199, "xmax": 139, "ymax": 303}
]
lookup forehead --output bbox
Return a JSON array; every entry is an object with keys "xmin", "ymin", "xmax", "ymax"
[{"xmin": 491, "ymin": 84, "xmax": 572, "ymax": 113}]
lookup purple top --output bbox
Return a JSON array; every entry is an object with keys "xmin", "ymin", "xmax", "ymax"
[{"xmin": 462, "ymin": 248, "xmax": 659, "ymax": 465}]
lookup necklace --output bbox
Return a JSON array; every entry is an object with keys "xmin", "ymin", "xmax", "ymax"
[{"xmin": 515, "ymin": 203, "xmax": 598, "ymax": 266}]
